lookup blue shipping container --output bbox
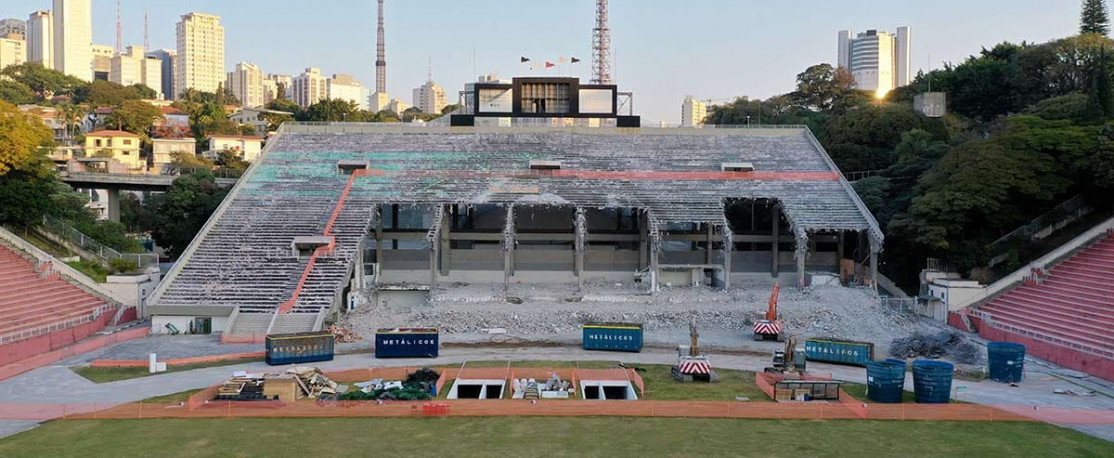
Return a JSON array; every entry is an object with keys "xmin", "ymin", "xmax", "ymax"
[
  {"xmin": 265, "ymin": 332, "xmax": 335, "ymax": 366},
  {"xmin": 375, "ymin": 328, "xmax": 439, "ymax": 358},
  {"xmin": 583, "ymin": 323, "xmax": 643, "ymax": 352},
  {"xmin": 804, "ymin": 339, "xmax": 875, "ymax": 367}
]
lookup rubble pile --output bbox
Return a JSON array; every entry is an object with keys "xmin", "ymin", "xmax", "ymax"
[
  {"xmin": 890, "ymin": 332, "xmax": 981, "ymax": 364},
  {"xmin": 338, "ymin": 367, "xmax": 439, "ymax": 401},
  {"xmin": 343, "ymin": 281, "xmax": 939, "ymax": 345},
  {"xmin": 329, "ymin": 323, "xmax": 361, "ymax": 343}
]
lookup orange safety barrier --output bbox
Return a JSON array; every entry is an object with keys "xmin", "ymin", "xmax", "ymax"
[
  {"xmin": 91, "ymin": 352, "xmax": 265, "ymax": 368},
  {"xmin": 220, "ymin": 333, "xmax": 267, "ymax": 345},
  {"xmin": 11, "ymin": 398, "xmax": 1100, "ymax": 424}
]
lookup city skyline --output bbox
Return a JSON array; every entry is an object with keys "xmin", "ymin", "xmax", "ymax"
[{"xmin": 0, "ymin": 0, "xmax": 1083, "ymax": 122}]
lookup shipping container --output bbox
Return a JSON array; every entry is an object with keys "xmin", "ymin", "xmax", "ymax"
[
  {"xmin": 265, "ymin": 332, "xmax": 335, "ymax": 366},
  {"xmin": 804, "ymin": 338, "xmax": 874, "ymax": 366},
  {"xmin": 583, "ymin": 323, "xmax": 643, "ymax": 352},
  {"xmin": 375, "ymin": 328, "xmax": 439, "ymax": 358}
]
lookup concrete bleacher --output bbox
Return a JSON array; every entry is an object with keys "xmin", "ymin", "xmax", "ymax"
[
  {"xmin": 0, "ymin": 245, "xmax": 112, "ymax": 344},
  {"xmin": 976, "ymin": 231, "xmax": 1114, "ymax": 379}
]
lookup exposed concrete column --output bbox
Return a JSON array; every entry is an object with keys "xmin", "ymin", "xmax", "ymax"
[
  {"xmin": 503, "ymin": 206, "xmax": 516, "ymax": 291},
  {"xmin": 837, "ymin": 230, "xmax": 845, "ymax": 261},
  {"xmin": 795, "ymin": 230, "xmax": 808, "ymax": 289},
  {"xmin": 105, "ymin": 188, "xmax": 121, "ymax": 222},
  {"xmin": 375, "ymin": 205, "xmax": 384, "ymax": 286},
  {"xmin": 869, "ymin": 236, "xmax": 880, "ymax": 295},
  {"xmin": 575, "ymin": 208, "xmax": 586, "ymax": 291},
  {"xmin": 771, "ymin": 202, "xmax": 780, "ymax": 278},
  {"xmin": 705, "ymin": 223, "xmax": 714, "ymax": 264},
  {"xmin": 722, "ymin": 225, "xmax": 733, "ymax": 290},
  {"xmin": 649, "ymin": 232, "xmax": 660, "ymax": 294},
  {"xmin": 428, "ymin": 206, "xmax": 443, "ymax": 290},
  {"xmin": 440, "ymin": 205, "xmax": 451, "ymax": 276},
  {"xmin": 638, "ymin": 209, "xmax": 648, "ymax": 269}
]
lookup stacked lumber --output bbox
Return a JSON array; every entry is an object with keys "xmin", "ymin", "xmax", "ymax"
[
  {"xmin": 217, "ymin": 375, "xmax": 265, "ymax": 400},
  {"xmin": 285, "ymin": 366, "xmax": 340, "ymax": 399}
]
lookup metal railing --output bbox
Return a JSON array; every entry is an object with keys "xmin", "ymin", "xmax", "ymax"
[
  {"xmin": 989, "ymin": 194, "xmax": 1091, "ymax": 250},
  {"xmin": 880, "ymin": 297, "xmax": 916, "ymax": 315},
  {"xmin": 42, "ymin": 216, "xmax": 159, "ymax": 268},
  {"xmin": 0, "ymin": 303, "xmax": 116, "ymax": 345}
]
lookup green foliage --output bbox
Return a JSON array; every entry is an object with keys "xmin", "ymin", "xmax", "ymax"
[
  {"xmin": 66, "ymin": 259, "xmax": 109, "ymax": 283},
  {"xmin": 170, "ymin": 151, "xmax": 215, "ymax": 169},
  {"xmin": 0, "ymin": 80, "xmax": 36, "ymax": 105},
  {"xmin": 1024, "ymin": 92, "xmax": 1092, "ymax": 122},
  {"xmin": 120, "ymin": 192, "xmax": 159, "ymax": 233},
  {"xmin": 0, "ymin": 63, "xmax": 84, "ymax": 100},
  {"xmin": 789, "ymin": 63, "xmax": 865, "ymax": 112},
  {"xmin": 150, "ymin": 171, "xmax": 230, "ymax": 259},
  {"xmin": 0, "ymin": 101, "xmax": 54, "ymax": 176},
  {"xmin": 441, "ymin": 103, "xmax": 461, "ymax": 115},
  {"xmin": 823, "ymin": 103, "xmax": 948, "ymax": 172},
  {"xmin": 74, "ymin": 80, "xmax": 151, "ymax": 107},
  {"xmin": 104, "ymin": 100, "xmax": 164, "ymax": 135},
  {"xmin": 72, "ymin": 219, "xmax": 144, "ymax": 253},
  {"xmin": 299, "ymin": 98, "xmax": 359, "ymax": 122},
  {"xmin": 1081, "ymin": 0, "xmax": 1110, "ymax": 35},
  {"xmin": 216, "ymin": 150, "xmax": 250, "ymax": 171},
  {"xmin": 108, "ymin": 258, "xmax": 139, "ymax": 274}
]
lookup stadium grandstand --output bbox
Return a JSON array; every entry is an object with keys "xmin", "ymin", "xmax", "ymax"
[
  {"xmin": 0, "ymin": 244, "xmax": 119, "ymax": 368},
  {"xmin": 965, "ymin": 229, "xmax": 1114, "ymax": 380},
  {"xmin": 146, "ymin": 120, "xmax": 883, "ymax": 340}
]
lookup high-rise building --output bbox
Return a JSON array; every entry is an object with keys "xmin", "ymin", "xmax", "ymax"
[
  {"xmin": 146, "ymin": 49, "xmax": 176, "ymax": 99},
  {"xmin": 837, "ymin": 26, "xmax": 911, "ymax": 97},
  {"xmin": 262, "ymin": 78, "xmax": 278, "ymax": 105},
  {"xmin": 267, "ymin": 74, "xmax": 293, "ymax": 100},
  {"xmin": 412, "ymin": 80, "xmax": 446, "ymax": 114},
  {"xmin": 328, "ymin": 74, "xmax": 368, "ymax": 110},
  {"xmin": 0, "ymin": 37, "xmax": 26, "ymax": 69},
  {"xmin": 175, "ymin": 13, "xmax": 225, "ymax": 93},
  {"xmin": 27, "ymin": 11, "xmax": 52, "ymax": 69},
  {"xmin": 681, "ymin": 96, "xmax": 707, "ymax": 127},
  {"xmin": 53, "ymin": 0, "xmax": 93, "ymax": 81},
  {"xmin": 0, "ymin": 18, "xmax": 26, "ymax": 39},
  {"xmin": 293, "ymin": 67, "xmax": 327, "ymax": 108},
  {"xmin": 111, "ymin": 46, "xmax": 162, "ymax": 98},
  {"xmin": 90, "ymin": 43, "xmax": 113, "ymax": 81},
  {"xmin": 227, "ymin": 62, "xmax": 264, "ymax": 108}
]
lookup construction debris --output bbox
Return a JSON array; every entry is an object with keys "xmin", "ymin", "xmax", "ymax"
[
  {"xmin": 1054, "ymin": 389, "xmax": 1097, "ymax": 396},
  {"xmin": 214, "ymin": 367, "xmax": 341, "ymax": 402},
  {"xmin": 329, "ymin": 323, "xmax": 361, "ymax": 343},
  {"xmin": 890, "ymin": 332, "xmax": 981, "ymax": 364},
  {"xmin": 338, "ymin": 367, "xmax": 440, "ymax": 401}
]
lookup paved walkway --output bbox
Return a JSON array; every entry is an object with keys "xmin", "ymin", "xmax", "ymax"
[{"xmin": 1, "ymin": 342, "xmax": 1112, "ymax": 441}]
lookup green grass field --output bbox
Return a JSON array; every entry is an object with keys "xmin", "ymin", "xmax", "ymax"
[
  {"xmin": 72, "ymin": 358, "xmax": 263, "ymax": 383},
  {"xmin": 0, "ymin": 417, "xmax": 1109, "ymax": 458}
]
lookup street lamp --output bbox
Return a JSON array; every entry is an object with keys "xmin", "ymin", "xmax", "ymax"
[{"xmin": 746, "ymin": 115, "xmax": 751, "ymax": 126}]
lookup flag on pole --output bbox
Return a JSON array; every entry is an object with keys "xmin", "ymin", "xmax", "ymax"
[
  {"xmin": 520, "ymin": 57, "xmax": 531, "ymax": 63},
  {"xmin": 545, "ymin": 61, "xmax": 556, "ymax": 68},
  {"xmin": 571, "ymin": 57, "xmax": 581, "ymax": 63}
]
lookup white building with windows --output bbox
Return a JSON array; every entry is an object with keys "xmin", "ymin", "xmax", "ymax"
[
  {"xmin": 0, "ymin": 36, "xmax": 25, "ymax": 69},
  {"xmin": 175, "ymin": 13, "xmax": 225, "ymax": 93},
  {"xmin": 327, "ymin": 74, "xmax": 368, "ymax": 110},
  {"xmin": 27, "ymin": 11, "xmax": 51, "ymax": 69},
  {"xmin": 412, "ymin": 80, "xmax": 446, "ymax": 114},
  {"xmin": 227, "ymin": 62, "xmax": 265, "ymax": 108},
  {"xmin": 681, "ymin": 96, "xmax": 707, "ymax": 127},
  {"xmin": 53, "ymin": 0, "xmax": 92, "ymax": 81},
  {"xmin": 293, "ymin": 67, "xmax": 327, "ymax": 108},
  {"xmin": 837, "ymin": 27, "xmax": 911, "ymax": 97},
  {"xmin": 111, "ymin": 46, "xmax": 163, "ymax": 98}
]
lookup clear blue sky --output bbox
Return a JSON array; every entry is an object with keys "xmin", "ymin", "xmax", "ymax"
[{"xmin": 2, "ymin": 0, "xmax": 1082, "ymax": 123}]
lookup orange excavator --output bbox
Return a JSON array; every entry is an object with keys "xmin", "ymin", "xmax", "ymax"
[{"xmin": 752, "ymin": 282, "xmax": 785, "ymax": 341}]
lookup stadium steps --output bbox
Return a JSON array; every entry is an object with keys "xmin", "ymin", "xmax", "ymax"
[
  {"xmin": 0, "ymin": 245, "xmax": 112, "ymax": 341},
  {"xmin": 226, "ymin": 313, "xmax": 272, "ymax": 335},
  {"xmin": 977, "ymin": 232, "xmax": 1114, "ymax": 355},
  {"xmin": 270, "ymin": 314, "xmax": 319, "ymax": 334}
]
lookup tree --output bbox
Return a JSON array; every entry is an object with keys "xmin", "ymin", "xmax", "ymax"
[
  {"xmin": 441, "ymin": 104, "xmax": 461, "ymax": 115},
  {"xmin": 1082, "ymin": 0, "xmax": 1111, "ymax": 35},
  {"xmin": 260, "ymin": 110, "xmax": 295, "ymax": 131},
  {"xmin": 788, "ymin": 63, "xmax": 862, "ymax": 111},
  {"xmin": 0, "ymin": 80, "xmax": 35, "ymax": 105},
  {"xmin": 104, "ymin": 100, "xmax": 164, "ymax": 135},
  {"xmin": 75, "ymin": 80, "xmax": 147, "ymax": 107},
  {"xmin": 150, "ymin": 171, "xmax": 230, "ymax": 259},
  {"xmin": 275, "ymin": 82, "xmax": 288, "ymax": 101},
  {"xmin": 0, "ymin": 101, "xmax": 53, "ymax": 176},
  {"xmin": 300, "ymin": 98, "xmax": 358, "ymax": 122},
  {"xmin": 0, "ymin": 63, "xmax": 84, "ymax": 100},
  {"xmin": 170, "ymin": 151, "xmax": 215, "ymax": 169},
  {"xmin": 216, "ymin": 150, "xmax": 250, "ymax": 171}
]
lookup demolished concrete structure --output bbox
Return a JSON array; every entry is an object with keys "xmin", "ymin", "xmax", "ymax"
[{"xmin": 146, "ymin": 122, "xmax": 883, "ymax": 336}]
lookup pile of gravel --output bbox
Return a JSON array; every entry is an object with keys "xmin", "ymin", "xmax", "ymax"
[
  {"xmin": 890, "ymin": 332, "xmax": 981, "ymax": 364},
  {"xmin": 342, "ymin": 280, "xmax": 938, "ymax": 346}
]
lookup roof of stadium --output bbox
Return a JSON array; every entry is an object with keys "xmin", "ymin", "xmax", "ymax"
[{"xmin": 147, "ymin": 123, "xmax": 881, "ymax": 316}]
